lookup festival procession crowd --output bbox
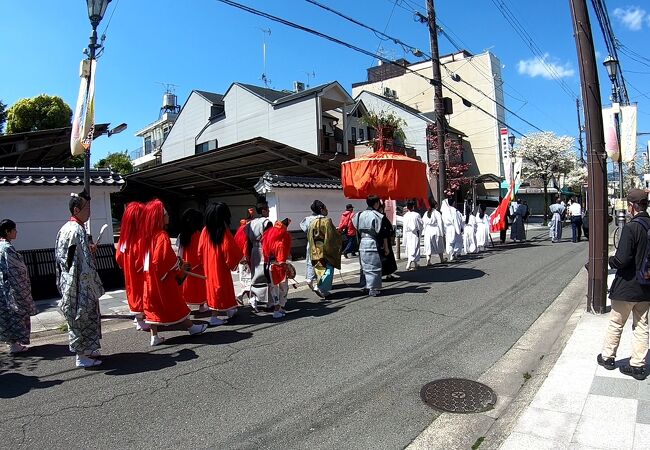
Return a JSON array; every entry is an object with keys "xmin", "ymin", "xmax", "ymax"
[{"xmin": 1, "ymin": 189, "xmax": 577, "ymax": 369}]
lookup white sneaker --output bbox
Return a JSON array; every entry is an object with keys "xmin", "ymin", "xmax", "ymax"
[
  {"xmin": 8, "ymin": 343, "xmax": 28, "ymax": 354},
  {"xmin": 198, "ymin": 303, "xmax": 210, "ymax": 313},
  {"xmin": 189, "ymin": 323, "xmax": 208, "ymax": 335},
  {"xmin": 249, "ymin": 297, "xmax": 258, "ymax": 312},
  {"xmin": 368, "ymin": 289, "xmax": 380, "ymax": 297},
  {"xmin": 150, "ymin": 335, "xmax": 166, "ymax": 346},
  {"xmin": 313, "ymin": 288, "xmax": 325, "ymax": 299},
  {"xmin": 135, "ymin": 320, "xmax": 150, "ymax": 331},
  {"xmin": 208, "ymin": 316, "xmax": 226, "ymax": 326},
  {"xmin": 76, "ymin": 355, "xmax": 102, "ymax": 368},
  {"xmin": 272, "ymin": 310, "xmax": 286, "ymax": 319}
]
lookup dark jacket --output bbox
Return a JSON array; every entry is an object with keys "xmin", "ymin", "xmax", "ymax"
[{"xmin": 609, "ymin": 211, "xmax": 650, "ymax": 302}]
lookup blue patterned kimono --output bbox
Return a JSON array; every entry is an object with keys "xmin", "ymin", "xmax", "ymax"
[
  {"xmin": 0, "ymin": 239, "xmax": 37, "ymax": 344},
  {"xmin": 55, "ymin": 221, "xmax": 104, "ymax": 353}
]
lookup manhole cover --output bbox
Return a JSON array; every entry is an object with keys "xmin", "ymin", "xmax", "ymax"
[{"xmin": 420, "ymin": 378, "xmax": 497, "ymax": 413}]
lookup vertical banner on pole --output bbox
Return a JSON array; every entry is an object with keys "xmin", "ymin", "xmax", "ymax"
[
  {"xmin": 620, "ymin": 104, "xmax": 638, "ymax": 163},
  {"xmin": 602, "ymin": 106, "xmax": 620, "ymax": 162},
  {"xmin": 500, "ymin": 128, "xmax": 510, "ymax": 185}
]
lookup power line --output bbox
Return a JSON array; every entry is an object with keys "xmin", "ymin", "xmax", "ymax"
[
  {"xmin": 489, "ymin": 0, "xmax": 578, "ymax": 100},
  {"xmin": 215, "ymin": 0, "xmax": 529, "ymax": 136}
]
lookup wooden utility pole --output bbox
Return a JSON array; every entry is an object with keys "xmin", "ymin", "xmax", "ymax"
[
  {"xmin": 569, "ymin": 0, "xmax": 608, "ymax": 313},
  {"xmin": 427, "ymin": 0, "xmax": 447, "ymax": 202}
]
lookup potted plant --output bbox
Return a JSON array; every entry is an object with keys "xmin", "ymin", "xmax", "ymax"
[{"xmin": 361, "ymin": 110, "xmax": 407, "ymax": 150}]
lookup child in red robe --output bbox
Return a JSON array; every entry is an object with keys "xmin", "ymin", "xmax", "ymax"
[
  {"xmin": 142, "ymin": 199, "xmax": 208, "ymax": 346},
  {"xmin": 199, "ymin": 202, "xmax": 243, "ymax": 326},
  {"xmin": 115, "ymin": 201, "xmax": 148, "ymax": 331},
  {"xmin": 177, "ymin": 208, "xmax": 207, "ymax": 312},
  {"xmin": 262, "ymin": 219, "xmax": 293, "ymax": 319}
]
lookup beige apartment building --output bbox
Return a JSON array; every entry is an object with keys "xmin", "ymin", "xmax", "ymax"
[{"xmin": 352, "ymin": 50, "xmax": 507, "ymax": 187}]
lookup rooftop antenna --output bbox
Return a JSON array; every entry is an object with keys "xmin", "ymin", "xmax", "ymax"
[
  {"xmin": 258, "ymin": 27, "xmax": 272, "ymax": 88},
  {"xmin": 305, "ymin": 70, "xmax": 316, "ymax": 88}
]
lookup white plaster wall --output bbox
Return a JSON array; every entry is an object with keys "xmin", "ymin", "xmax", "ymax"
[
  {"xmin": 199, "ymin": 85, "xmax": 318, "ymax": 154},
  {"xmin": 0, "ymin": 186, "xmax": 118, "ymax": 251},
  {"xmin": 266, "ymin": 188, "xmax": 366, "ymax": 231},
  {"xmin": 162, "ymin": 93, "xmax": 213, "ymax": 163}
]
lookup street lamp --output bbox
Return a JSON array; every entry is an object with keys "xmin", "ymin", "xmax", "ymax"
[
  {"xmin": 603, "ymin": 55, "xmax": 625, "ymax": 225},
  {"xmin": 83, "ymin": 0, "xmax": 111, "ymax": 196}
]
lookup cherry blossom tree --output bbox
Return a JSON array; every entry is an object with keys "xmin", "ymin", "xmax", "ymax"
[
  {"xmin": 512, "ymin": 131, "xmax": 575, "ymax": 225},
  {"xmin": 427, "ymin": 124, "xmax": 471, "ymax": 198}
]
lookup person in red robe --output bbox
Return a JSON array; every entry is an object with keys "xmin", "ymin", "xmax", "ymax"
[
  {"xmin": 262, "ymin": 219, "xmax": 292, "ymax": 319},
  {"xmin": 115, "ymin": 201, "xmax": 149, "ymax": 331},
  {"xmin": 177, "ymin": 208, "xmax": 207, "ymax": 311},
  {"xmin": 142, "ymin": 199, "xmax": 208, "ymax": 346},
  {"xmin": 198, "ymin": 202, "xmax": 243, "ymax": 326}
]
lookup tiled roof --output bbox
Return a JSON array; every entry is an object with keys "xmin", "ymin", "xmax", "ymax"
[
  {"xmin": 194, "ymin": 90, "xmax": 224, "ymax": 105},
  {"xmin": 0, "ymin": 167, "xmax": 125, "ymax": 187},
  {"xmin": 255, "ymin": 172, "xmax": 341, "ymax": 193},
  {"xmin": 237, "ymin": 82, "xmax": 345, "ymax": 105}
]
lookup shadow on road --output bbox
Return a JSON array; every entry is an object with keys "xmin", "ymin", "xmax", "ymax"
[
  {"xmin": 101, "ymin": 348, "xmax": 200, "ymax": 376},
  {"xmin": 0, "ymin": 372, "xmax": 64, "ymax": 399},
  {"xmin": 397, "ymin": 267, "xmax": 486, "ymax": 283},
  {"xmin": 161, "ymin": 329, "xmax": 254, "ymax": 347}
]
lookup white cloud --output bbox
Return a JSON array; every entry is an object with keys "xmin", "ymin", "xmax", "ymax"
[
  {"xmin": 613, "ymin": 6, "xmax": 646, "ymax": 31},
  {"xmin": 517, "ymin": 53, "xmax": 575, "ymax": 79}
]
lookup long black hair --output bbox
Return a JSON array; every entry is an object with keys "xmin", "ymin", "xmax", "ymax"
[
  {"xmin": 205, "ymin": 202, "xmax": 231, "ymax": 246},
  {"xmin": 478, "ymin": 204, "xmax": 487, "ymax": 220},
  {"xmin": 427, "ymin": 197, "xmax": 437, "ymax": 218},
  {"xmin": 178, "ymin": 208, "xmax": 204, "ymax": 247}
]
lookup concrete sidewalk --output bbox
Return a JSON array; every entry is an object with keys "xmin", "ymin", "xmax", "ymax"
[{"xmin": 500, "ymin": 271, "xmax": 648, "ymax": 450}]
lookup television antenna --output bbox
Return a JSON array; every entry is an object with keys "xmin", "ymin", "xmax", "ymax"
[
  {"xmin": 258, "ymin": 27, "xmax": 272, "ymax": 87},
  {"xmin": 305, "ymin": 70, "xmax": 316, "ymax": 88}
]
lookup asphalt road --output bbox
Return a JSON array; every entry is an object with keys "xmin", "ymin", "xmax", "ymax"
[{"xmin": 0, "ymin": 229, "xmax": 588, "ymax": 450}]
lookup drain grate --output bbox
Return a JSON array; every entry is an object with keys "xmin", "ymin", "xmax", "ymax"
[{"xmin": 420, "ymin": 378, "xmax": 497, "ymax": 413}]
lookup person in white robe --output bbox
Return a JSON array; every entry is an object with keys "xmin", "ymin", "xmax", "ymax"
[
  {"xmin": 441, "ymin": 198, "xmax": 463, "ymax": 261},
  {"xmin": 55, "ymin": 191, "xmax": 104, "ymax": 368},
  {"xmin": 403, "ymin": 200, "xmax": 423, "ymax": 270},
  {"xmin": 549, "ymin": 198, "xmax": 566, "ymax": 243},
  {"xmin": 474, "ymin": 204, "xmax": 490, "ymax": 250},
  {"xmin": 462, "ymin": 212, "xmax": 478, "ymax": 254},
  {"xmin": 246, "ymin": 201, "xmax": 271, "ymax": 311},
  {"xmin": 422, "ymin": 199, "xmax": 445, "ymax": 264}
]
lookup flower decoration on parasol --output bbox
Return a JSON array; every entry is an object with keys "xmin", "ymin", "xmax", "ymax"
[{"xmin": 341, "ymin": 150, "xmax": 429, "ymax": 199}]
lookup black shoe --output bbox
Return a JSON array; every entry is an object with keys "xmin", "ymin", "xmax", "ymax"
[
  {"xmin": 343, "ymin": 253, "xmax": 349, "ymax": 259},
  {"xmin": 597, "ymin": 354, "xmax": 615, "ymax": 370},
  {"xmin": 619, "ymin": 364, "xmax": 646, "ymax": 380}
]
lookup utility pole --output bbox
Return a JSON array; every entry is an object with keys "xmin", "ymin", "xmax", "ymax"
[
  {"xmin": 569, "ymin": 0, "xmax": 608, "ymax": 313},
  {"xmin": 576, "ymin": 98, "xmax": 585, "ymax": 165},
  {"xmin": 426, "ymin": 0, "xmax": 447, "ymax": 202}
]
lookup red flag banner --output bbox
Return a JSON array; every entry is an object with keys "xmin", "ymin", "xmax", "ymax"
[{"xmin": 489, "ymin": 190, "xmax": 512, "ymax": 233}]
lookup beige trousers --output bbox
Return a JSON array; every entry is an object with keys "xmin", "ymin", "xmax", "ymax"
[{"xmin": 601, "ymin": 300, "xmax": 650, "ymax": 367}]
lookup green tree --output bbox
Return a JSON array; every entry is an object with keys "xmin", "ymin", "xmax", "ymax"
[
  {"xmin": 95, "ymin": 150, "xmax": 134, "ymax": 175},
  {"xmin": 0, "ymin": 99, "xmax": 6, "ymax": 133},
  {"xmin": 6, "ymin": 94, "xmax": 72, "ymax": 133},
  {"xmin": 63, "ymin": 154, "xmax": 85, "ymax": 168}
]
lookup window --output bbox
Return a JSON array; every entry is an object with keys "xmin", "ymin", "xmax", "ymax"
[
  {"xmin": 351, "ymin": 127, "xmax": 356, "ymax": 143},
  {"xmin": 358, "ymin": 128, "xmax": 365, "ymax": 142},
  {"xmin": 144, "ymin": 136, "xmax": 153, "ymax": 155},
  {"xmin": 195, "ymin": 139, "xmax": 218, "ymax": 155}
]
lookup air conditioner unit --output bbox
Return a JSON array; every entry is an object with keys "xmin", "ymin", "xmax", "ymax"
[
  {"xmin": 293, "ymin": 81, "xmax": 306, "ymax": 92},
  {"xmin": 391, "ymin": 89, "xmax": 397, "ymax": 98},
  {"xmin": 383, "ymin": 87, "xmax": 391, "ymax": 97}
]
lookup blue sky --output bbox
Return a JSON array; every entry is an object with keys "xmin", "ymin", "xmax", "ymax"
[{"xmin": 1, "ymin": 0, "xmax": 649, "ymax": 166}]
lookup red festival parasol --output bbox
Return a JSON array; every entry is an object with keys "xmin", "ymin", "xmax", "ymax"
[{"xmin": 341, "ymin": 150, "xmax": 429, "ymax": 200}]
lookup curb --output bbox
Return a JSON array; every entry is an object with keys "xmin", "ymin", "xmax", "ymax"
[{"xmin": 407, "ymin": 268, "xmax": 588, "ymax": 449}]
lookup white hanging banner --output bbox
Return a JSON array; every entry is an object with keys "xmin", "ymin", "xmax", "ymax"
[
  {"xmin": 602, "ymin": 106, "xmax": 620, "ymax": 163},
  {"xmin": 500, "ymin": 128, "xmax": 511, "ymax": 185},
  {"xmin": 620, "ymin": 104, "xmax": 638, "ymax": 163},
  {"xmin": 70, "ymin": 59, "xmax": 97, "ymax": 156}
]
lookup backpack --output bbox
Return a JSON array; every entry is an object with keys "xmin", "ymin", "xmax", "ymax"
[{"xmin": 632, "ymin": 217, "xmax": 650, "ymax": 284}]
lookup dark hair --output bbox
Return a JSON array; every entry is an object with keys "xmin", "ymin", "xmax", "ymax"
[
  {"xmin": 0, "ymin": 219, "xmax": 16, "ymax": 238},
  {"xmin": 478, "ymin": 204, "xmax": 486, "ymax": 219},
  {"xmin": 427, "ymin": 197, "xmax": 437, "ymax": 218},
  {"xmin": 311, "ymin": 200, "xmax": 326, "ymax": 215},
  {"xmin": 448, "ymin": 196, "xmax": 456, "ymax": 207},
  {"xmin": 205, "ymin": 202, "xmax": 231, "ymax": 245},
  {"xmin": 406, "ymin": 199, "xmax": 417, "ymax": 211},
  {"xmin": 366, "ymin": 195, "xmax": 380, "ymax": 208},
  {"xmin": 346, "ymin": 204, "xmax": 353, "ymax": 210},
  {"xmin": 255, "ymin": 201, "xmax": 269, "ymax": 215},
  {"xmin": 178, "ymin": 208, "xmax": 204, "ymax": 247},
  {"xmin": 69, "ymin": 190, "xmax": 91, "ymax": 214}
]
